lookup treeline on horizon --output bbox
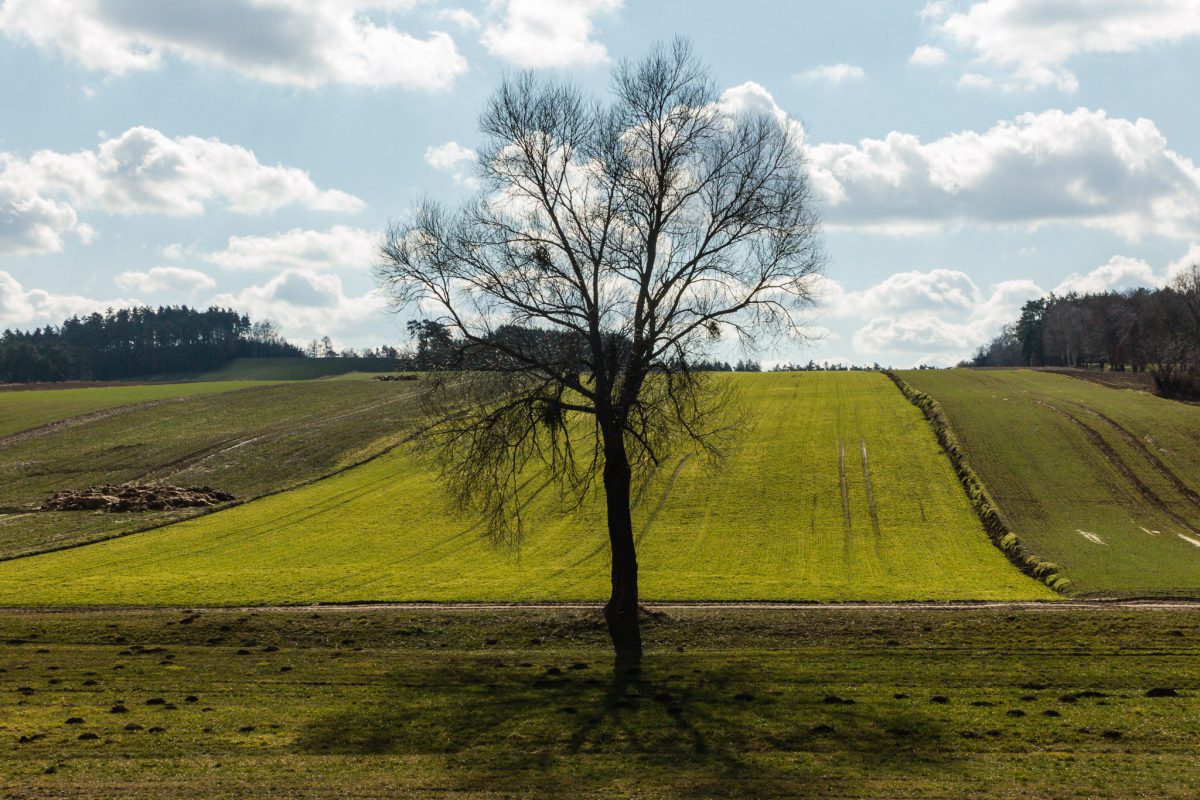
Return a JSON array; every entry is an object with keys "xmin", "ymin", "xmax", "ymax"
[
  {"xmin": 0, "ymin": 306, "xmax": 304, "ymax": 383},
  {"xmin": 969, "ymin": 265, "xmax": 1200, "ymax": 399}
]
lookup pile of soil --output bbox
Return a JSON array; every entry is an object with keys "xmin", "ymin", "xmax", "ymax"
[
  {"xmin": 42, "ymin": 484, "xmax": 235, "ymax": 512},
  {"xmin": 372, "ymin": 374, "xmax": 419, "ymax": 382}
]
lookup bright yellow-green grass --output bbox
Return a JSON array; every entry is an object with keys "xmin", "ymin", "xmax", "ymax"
[
  {"xmin": 0, "ymin": 381, "xmax": 273, "ymax": 438},
  {"xmin": 903, "ymin": 369, "xmax": 1200, "ymax": 596},
  {"xmin": 0, "ymin": 372, "xmax": 1054, "ymax": 604}
]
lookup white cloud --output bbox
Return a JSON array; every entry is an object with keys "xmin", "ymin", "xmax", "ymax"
[
  {"xmin": 481, "ymin": 0, "xmax": 621, "ymax": 68},
  {"xmin": 718, "ymin": 82, "xmax": 807, "ymax": 146},
  {"xmin": 927, "ymin": 0, "xmax": 1200, "ymax": 91},
  {"xmin": 0, "ymin": 0, "xmax": 467, "ymax": 91},
  {"xmin": 0, "ymin": 180, "xmax": 88, "ymax": 255},
  {"xmin": 210, "ymin": 268, "xmax": 386, "ymax": 341},
  {"xmin": 797, "ymin": 63, "xmax": 865, "ymax": 85},
  {"xmin": 806, "ymin": 107, "xmax": 1200, "ymax": 240},
  {"xmin": 424, "ymin": 140, "xmax": 479, "ymax": 188},
  {"xmin": 814, "ymin": 269, "xmax": 1043, "ymax": 362},
  {"xmin": 203, "ymin": 226, "xmax": 378, "ymax": 272},
  {"xmin": 909, "ymin": 44, "xmax": 947, "ymax": 66},
  {"xmin": 2, "ymin": 126, "xmax": 363, "ymax": 219},
  {"xmin": 0, "ymin": 270, "xmax": 139, "ymax": 328},
  {"xmin": 114, "ymin": 266, "xmax": 216, "ymax": 294},
  {"xmin": 1166, "ymin": 242, "xmax": 1200, "ymax": 280},
  {"xmin": 435, "ymin": 8, "xmax": 480, "ymax": 29},
  {"xmin": 1052, "ymin": 255, "xmax": 1164, "ymax": 295},
  {"xmin": 957, "ymin": 72, "xmax": 993, "ymax": 90}
]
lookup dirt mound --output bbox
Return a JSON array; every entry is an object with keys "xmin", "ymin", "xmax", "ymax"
[{"xmin": 42, "ymin": 484, "xmax": 234, "ymax": 512}]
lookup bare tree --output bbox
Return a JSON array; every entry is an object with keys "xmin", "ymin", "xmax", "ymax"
[{"xmin": 377, "ymin": 39, "xmax": 823, "ymax": 656}]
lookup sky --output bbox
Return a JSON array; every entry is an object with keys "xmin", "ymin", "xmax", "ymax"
[{"xmin": 1, "ymin": 0, "xmax": 1198, "ymax": 367}]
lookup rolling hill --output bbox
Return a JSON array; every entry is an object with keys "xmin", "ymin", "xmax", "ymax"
[
  {"xmin": 901, "ymin": 369, "xmax": 1200, "ymax": 596},
  {"xmin": 0, "ymin": 371, "xmax": 1053, "ymax": 605}
]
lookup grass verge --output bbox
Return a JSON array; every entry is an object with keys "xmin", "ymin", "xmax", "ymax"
[{"xmin": 1, "ymin": 605, "xmax": 1197, "ymax": 798}]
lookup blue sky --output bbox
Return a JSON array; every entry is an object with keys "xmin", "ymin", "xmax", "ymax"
[{"xmin": 1, "ymin": 0, "xmax": 1198, "ymax": 366}]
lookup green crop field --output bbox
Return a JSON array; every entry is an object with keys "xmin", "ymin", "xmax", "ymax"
[
  {"xmin": 0, "ymin": 381, "xmax": 274, "ymax": 439},
  {"xmin": 901, "ymin": 369, "xmax": 1200, "ymax": 596},
  {"xmin": 194, "ymin": 357, "xmax": 398, "ymax": 382},
  {"xmin": 0, "ymin": 372, "xmax": 1053, "ymax": 605},
  {"xmin": 0, "ymin": 379, "xmax": 428, "ymax": 560}
]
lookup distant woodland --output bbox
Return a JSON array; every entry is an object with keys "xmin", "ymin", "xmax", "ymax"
[
  {"xmin": 969, "ymin": 265, "xmax": 1200, "ymax": 399},
  {"xmin": 0, "ymin": 307, "xmax": 303, "ymax": 382}
]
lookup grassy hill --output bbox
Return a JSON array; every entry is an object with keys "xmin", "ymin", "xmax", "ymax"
[
  {"xmin": 0, "ymin": 372, "xmax": 1053, "ymax": 605},
  {"xmin": 0, "ymin": 380, "xmax": 276, "ymax": 439},
  {"xmin": 902, "ymin": 369, "xmax": 1200, "ymax": 596},
  {"xmin": 195, "ymin": 357, "xmax": 399, "ymax": 381},
  {"xmin": 0, "ymin": 380, "xmax": 428, "ymax": 560}
]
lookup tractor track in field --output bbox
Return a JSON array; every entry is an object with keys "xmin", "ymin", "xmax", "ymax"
[
  {"xmin": 6, "ymin": 599, "xmax": 1200, "ymax": 613},
  {"xmin": 0, "ymin": 398, "xmax": 185, "ymax": 449},
  {"xmin": 837, "ymin": 439, "xmax": 852, "ymax": 572},
  {"xmin": 1033, "ymin": 399, "xmax": 1200, "ymax": 537},
  {"xmin": 859, "ymin": 438, "xmax": 882, "ymax": 551},
  {"xmin": 1080, "ymin": 406, "xmax": 1200, "ymax": 512}
]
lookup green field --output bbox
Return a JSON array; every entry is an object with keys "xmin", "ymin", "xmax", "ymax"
[
  {"xmin": 0, "ymin": 379, "xmax": 427, "ymax": 560},
  {"xmin": 0, "ymin": 381, "xmax": 274, "ymax": 439},
  {"xmin": 0, "ymin": 372, "xmax": 1053, "ymax": 604},
  {"xmin": 902, "ymin": 369, "xmax": 1200, "ymax": 596},
  {"xmin": 2, "ymin": 605, "xmax": 1197, "ymax": 799},
  {"xmin": 193, "ymin": 357, "xmax": 398, "ymax": 382}
]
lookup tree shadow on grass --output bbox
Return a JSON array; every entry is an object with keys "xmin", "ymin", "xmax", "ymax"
[{"xmin": 296, "ymin": 650, "xmax": 960, "ymax": 796}]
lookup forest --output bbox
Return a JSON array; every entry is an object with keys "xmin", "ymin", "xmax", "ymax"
[
  {"xmin": 0, "ymin": 306, "xmax": 303, "ymax": 382},
  {"xmin": 968, "ymin": 265, "xmax": 1200, "ymax": 399}
]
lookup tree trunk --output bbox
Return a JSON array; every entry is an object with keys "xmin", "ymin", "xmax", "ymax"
[{"xmin": 601, "ymin": 419, "xmax": 641, "ymax": 660}]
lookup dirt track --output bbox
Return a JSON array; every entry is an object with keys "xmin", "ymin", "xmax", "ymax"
[{"xmin": 6, "ymin": 599, "xmax": 1200, "ymax": 613}]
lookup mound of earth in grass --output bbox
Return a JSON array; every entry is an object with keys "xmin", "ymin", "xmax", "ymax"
[{"xmin": 42, "ymin": 484, "xmax": 234, "ymax": 512}]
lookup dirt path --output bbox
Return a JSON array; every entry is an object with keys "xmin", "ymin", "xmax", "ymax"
[{"xmin": 6, "ymin": 599, "xmax": 1200, "ymax": 614}]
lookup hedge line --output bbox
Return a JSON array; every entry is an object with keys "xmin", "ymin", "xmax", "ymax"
[{"xmin": 885, "ymin": 371, "xmax": 1071, "ymax": 594}]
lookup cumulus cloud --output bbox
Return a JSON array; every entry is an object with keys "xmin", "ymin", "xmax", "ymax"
[
  {"xmin": 1167, "ymin": 242, "xmax": 1200, "ymax": 281},
  {"xmin": 0, "ymin": 0, "xmax": 467, "ymax": 90},
  {"xmin": 0, "ymin": 270, "xmax": 139, "ymax": 327},
  {"xmin": 1, "ymin": 126, "xmax": 363, "ymax": 221},
  {"xmin": 813, "ymin": 268, "xmax": 1043, "ymax": 362},
  {"xmin": 424, "ymin": 140, "xmax": 479, "ymax": 189},
  {"xmin": 203, "ymin": 226, "xmax": 378, "ymax": 272},
  {"xmin": 924, "ymin": 0, "xmax": 1200, "ymax": 91},
  {"xmin": 0, "ymin": 181, "xmax": 89, "ymax": 255},
  {"xmin": 908, "ymin": 44, "xmax": 947, "ymax": 66},
  {"xmin": 481, "ymin": 0, "xmax": 621, "ymax": 68},
  {"xmin": 807, "ymin": 107, "xmax": 1200, "ymax": 240},
  {"xmin": 819, "ymin": 244, "xmax": 1199, "ymax": 364},
  {"xmin": 210, "ymin": 268, "xmax": 386, "ymax": 341},
  {"xmin": 797, "ymin": 63, "xmax": 865, "ymax": 85},
  {"xmin": 114, "ymin": 266, "xmax": 216, "ymax": 293},
  {"xmin": 717, "ymin": 82, "xmax": 807, "ymax": 146},
  {"xmin": 1052, "ymin": 255, "xmax": 1164, "ymax": 295}
]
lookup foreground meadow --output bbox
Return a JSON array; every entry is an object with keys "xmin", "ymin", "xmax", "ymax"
[
  {"xmin": 0, "ymin": 372, "xmax": 1052, "ymax": 604},
  {"xmin": 1, "ymin": 605, "xmax": 1197, "ymax": 799}
]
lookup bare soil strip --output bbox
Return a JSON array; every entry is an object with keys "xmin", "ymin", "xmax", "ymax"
[{"xmin": 6, "ymin": 599, "xmax": 1200, "ymax": 613}]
